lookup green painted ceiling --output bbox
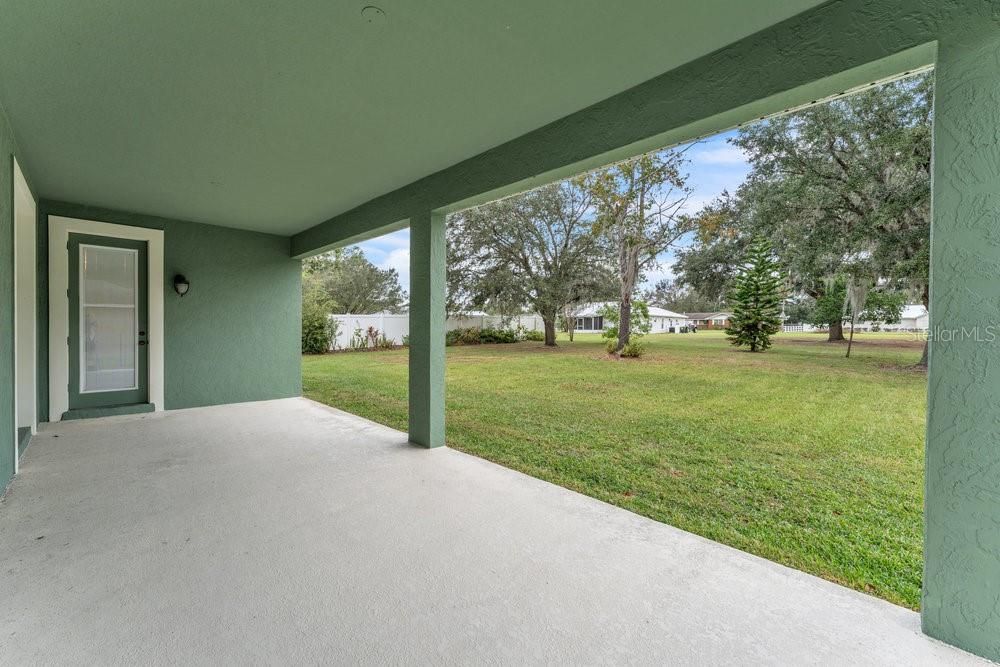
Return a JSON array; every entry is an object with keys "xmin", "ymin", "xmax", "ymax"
[{"xmin": 0, "ymin": 1, "xmax": 825, "ymax": 235}]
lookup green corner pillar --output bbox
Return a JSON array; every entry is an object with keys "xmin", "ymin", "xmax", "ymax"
[
  {"xmin": 923, "ymin": 31, "xmax": 1000, "ymax": 662},
  {"xmin": 408, "ymin": 211, "xmax": 446, "ymax": 448}
]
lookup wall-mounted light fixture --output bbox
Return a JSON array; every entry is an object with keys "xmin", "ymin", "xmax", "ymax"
[{"xmin": 173, "ymin": 274, "xmax": 190, "ymax": 297}]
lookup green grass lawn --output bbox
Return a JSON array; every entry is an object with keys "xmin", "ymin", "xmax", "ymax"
[{"xmin": 302, "ymin": 330, "xmax": 927, "ymax": 609}]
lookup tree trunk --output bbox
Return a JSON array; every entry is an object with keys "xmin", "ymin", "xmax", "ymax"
[
  {"xmin": 543, "ymin": 317, "xmax": 557, "ymax": 347},
  {"xmin": 618, "ymin": 295, "xmax": 632, "ymax": 353},
  {"xmin": 845, "ymin": 321, "xmax": 856, "ymax": 358},
  {"xmin": 828, "ymin": 320, "xmax": 845, "ymax": 342},
  {"xmin": 564, "ymin": 308, "xmax": 575, "ymax": 342},
  {"xmin": 915, "ymin": 284, "xmax": 929, "ymax": 368}
]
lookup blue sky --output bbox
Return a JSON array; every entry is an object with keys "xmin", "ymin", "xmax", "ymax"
[{"xmin": 350, "ymin": 129, "xmax": 751, "ymax": 294}]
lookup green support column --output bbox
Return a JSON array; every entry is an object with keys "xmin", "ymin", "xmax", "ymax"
[
  {"xmin": 408, "ymin": 211, "xmax": 446, "ymax": 448},
  {"xmin": 923, "ymin": 31, "xmax": 1000, "ymax": 662}
]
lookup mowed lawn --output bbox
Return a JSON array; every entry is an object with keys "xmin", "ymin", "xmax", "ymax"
[{"xmin": 302, "ymin": 331, "xmax": 927, "ymax": 609}]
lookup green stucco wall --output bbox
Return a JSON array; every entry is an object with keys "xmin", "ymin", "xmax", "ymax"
[
  {"xmin": 36, "ymin": 202, "xmax": 301, "ymax": 419},
  {"xmin": 0, "ymin": 110, "xmax": 17, "ymax": 488},
  {"xmin": 0, "ymin": 102, "xmax": 36, "ymax": 490},
  {"xmin": 407, "ymin": 212, "xmax": 445, "ymax": 448},
  {"xmin": 923, "ymin": 30, "xmax": 1000, "ymax": 660}
]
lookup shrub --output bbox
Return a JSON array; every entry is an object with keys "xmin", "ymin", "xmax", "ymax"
[
  {"xmin": 302, "ymin": 304, "xmax": 332, "ymax": 354},
  {"xmin": 350, "ymin": 327, "xmax": 367, "ymax": 350},
  {"xmin": 445, "ymin": 326, "xmax": 528, "ymax": 346},
  {"xmin": 480, "ymin": 327, "xmax": 517, "ymax": 344},
  {"xmin": 620, "ymin": 339, "xmax": 646, "ymax": 358},
  {"xmin": 446, "ymin": 327, "xmax": 482, "ymax": 346},
  {"xmin": 523, "ymin": 329, "xmax": 545, "ymax": 342}
]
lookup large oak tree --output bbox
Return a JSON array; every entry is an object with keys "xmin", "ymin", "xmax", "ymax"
[
  {"xmin": 676, "ymin": 72, "xmax": 931, "ymax": 360},
  {"xmin": 447, "ymin": 181, "xmax": 615, "ymax": 346}
]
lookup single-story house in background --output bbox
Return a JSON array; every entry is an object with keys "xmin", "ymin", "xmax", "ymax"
[
  {"xmin": 886, "ymin": 304, "xmax": 930, "ymax": 331},
  {"xmin": 573, "ymin": 303, "xmax": 690, "ymax": 334},
  {"xmin": 684, "ymin": 312, "xmax": 733, "ymax": 329},
  {"xmin": 898, "ymin": 304, "xmax": 930, "ymax": 331},
  {"xmin": 848, "ymin": 304, "xmax": 930, "ymax": 332},
  {"xmin": 648, "ymin": 307, "xmax": 691, "ymax": 333}
]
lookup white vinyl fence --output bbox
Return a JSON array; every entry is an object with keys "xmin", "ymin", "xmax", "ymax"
[
  {"xmin": 782, "ymin": 323, "xmax": 822, "ymax": 333},
  {"xmin": 329, "ymin": 313, "xmax": 545, "ymax": 350}
]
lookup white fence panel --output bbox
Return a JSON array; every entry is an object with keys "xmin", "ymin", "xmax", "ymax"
[
  {"xmin": 330, "ymin": 313, "xmax": 409, "ymax": 350},
  {"xmin": 782, "ymin": 323, "xmax": 822, "ymax": 333},
  {"xmin": 329, "ymin": 313, "xmax": 546, "ymax": 350}
]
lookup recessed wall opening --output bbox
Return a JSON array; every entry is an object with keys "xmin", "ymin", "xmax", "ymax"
[
  {"xmin": 302, "ymin": 68, "xmax": 934, "ymax": 611},
  {"xmin": 13, "ymin": 157, "xmax": 36, "ymax": 466}
]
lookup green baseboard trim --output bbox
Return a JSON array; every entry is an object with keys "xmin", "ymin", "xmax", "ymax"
[
  {"xmin": 61, "ymin": 403, "xmax": 156, "ymax": 421},
  {"xmin": 17, "ymin": 427, "xmax": 31, "ymax": 456}
]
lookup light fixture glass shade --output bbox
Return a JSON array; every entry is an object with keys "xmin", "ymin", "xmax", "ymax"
[{"xmin": 173, "ymin": 274, "xmax": 190, "ymax": 296}]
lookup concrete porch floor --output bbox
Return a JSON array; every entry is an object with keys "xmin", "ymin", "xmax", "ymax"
[{"xmin": 0, "ymin": 398, "xmax": 986, "ymax": 665}]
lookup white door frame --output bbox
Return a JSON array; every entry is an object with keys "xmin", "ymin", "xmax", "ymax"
[
  {"xmin": 13, "ymin": 157, "xmax": 36, "ymax": 472},
  {"xmin": 48, "ymin": 216, "xmax": 164, "ymax": 420}
]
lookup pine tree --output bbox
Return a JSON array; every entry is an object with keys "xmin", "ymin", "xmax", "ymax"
[{"xmin": 725, "ymin": 238, "xmax": 784, "ymax": 352}]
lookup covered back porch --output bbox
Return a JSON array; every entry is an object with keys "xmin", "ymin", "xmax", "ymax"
[
  {"xmin": 1, "ymin": 0, "xmax": 1000, "ymax": 661},
  {"xmin": 1, "ymin": 398, "xmax": 983, "ymax": 664}
]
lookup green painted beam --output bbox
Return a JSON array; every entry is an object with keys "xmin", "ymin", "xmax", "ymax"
[
  {"xmin": 407, "ymin": 211, "xmax": 445, "ymax": 448},
  {"xmin": 289, "ymin": 0, "xmax": 997, "ymax": 258},
  {"xmin": 922, "ymin": 29, "xmax": 1000, "ymax": 662}
]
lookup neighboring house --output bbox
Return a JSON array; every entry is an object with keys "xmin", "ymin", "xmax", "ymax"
[
  {"xmin": 856, "ymin": 304, "xmax": 929, "ymax": 332},
  {"xmin": 898, "ymin": 304, "xmax": 930, "ymax": 331},
  {"xmin": 684, "ymin": 312, "xmax": 733, "ymax": 329},
  {"xmin": 647, "ymin": 307, "xmax": 692, "ymax": 333},
  {"xmin": 571, "ymin": 303, "xmax": 691, "ymax": 334}
]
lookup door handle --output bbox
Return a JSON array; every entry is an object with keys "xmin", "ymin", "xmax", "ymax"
[{"xmin": 138, "ymin": 341, "xmax": 146, "ymax": 346}]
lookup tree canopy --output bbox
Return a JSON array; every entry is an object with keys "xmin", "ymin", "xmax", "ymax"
[
  {"xmin": 303, "ymin": 247, "xmax": 407, "ymax": 314},
  {"xmin": 447, "ymin": 181, "xmax": 616, "ymax": 345},
  {"xmin": 676, "ymin": 72, "xmax": 932, "ymax": 347}
]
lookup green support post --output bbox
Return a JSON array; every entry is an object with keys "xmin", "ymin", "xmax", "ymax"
[
  {"xmin": 922, "ymin": 31, "xmax": 1000, "ymax": 662},
  {"xmin": 408, "ymin": 211, "xmax": 446, "ymax": 448}
]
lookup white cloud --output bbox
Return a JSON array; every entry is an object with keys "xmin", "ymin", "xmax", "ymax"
[
  {"xmin": 375, "ymin": 229, "xmax": 410, "ymax": 249},
  {"xmin": 381, "ymin": 247, "xmax": 410, "ymax": 292},
  {"xmin": 692, "ymin": 144, "xmax": 749, "ymax": 166},
  {"xmin": 677, "ymin": 194, "xmax": 715, "ymax": 215},
  {"xmin": 641, "ymin": 265, "xmax": 676, "ymax": 290},
  {"xmin": 351, "ymin": 229, "xmax": 412, "ymax": 291}
]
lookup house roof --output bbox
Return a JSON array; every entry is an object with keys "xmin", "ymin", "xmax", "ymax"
[
  {"xmin": 575, "ymin": 303, "xmax": 688, "ymax": 319},
  {"xmin": 647, "ymin": 307, "xmax": 689, "ymax": 319},
  {"xmin": 684, "ymin": 312, "xmax": 732, "ymax": 320},
  {"xmin": 901, "ymin": 304, "xmax": 928, "ymax": 319}
]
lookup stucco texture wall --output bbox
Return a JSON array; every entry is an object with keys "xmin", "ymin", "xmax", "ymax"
[
  {"xmin": 923, "ymin": 29, "xmax": 1000, "ymax": 661},
  {"xmin": 0, "ymin": 109, "xmax": 18, "ymax": 487},
  {"xmin": 37, "ymin": 202, "xmax": 301, "ymax": 419}
]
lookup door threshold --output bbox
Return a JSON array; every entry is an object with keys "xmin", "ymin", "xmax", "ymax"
[{"xmin": 61, "ymin": 403, "xmax": 155, "ymax": 421}]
